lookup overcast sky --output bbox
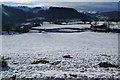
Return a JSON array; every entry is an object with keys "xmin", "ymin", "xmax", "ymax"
[
  {"xmin": 1, "ymin": 0, "xmax": 119, "ymax": 3},
  {"xmin": 1, "ymin": 0, "xmax": 119, "ymax": 7},
  {"xmin": 1, "ymin": 0, "xmax": 119, "ymax": 12}
]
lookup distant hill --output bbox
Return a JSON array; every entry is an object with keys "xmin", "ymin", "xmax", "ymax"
[
  {"xmin": 36, "ymin": 7, "xmax": 89, "ymax": 21},
  {"xmin": 1, "ymin": 2, "xmax": 118, "ymax": 12},
  {"xmin": 2, "ymin": 5, "xmax": 34, "ymax": 27},
  {"xmin": 2, "ymin": 5, "xmax": 90, "ymax": 27},
  {"xmin": 14, "ymin": 6, "xmax": 46, "ymax": 13},
  {"xmin": 99, "ymin": 11, "xmax": 120, "ymax": 20}
]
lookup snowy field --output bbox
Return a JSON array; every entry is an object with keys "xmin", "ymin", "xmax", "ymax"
[
  {"xmin": 33, "ymin": 24, "xmax": 91, "ymax": 29},
  {"xmin": 33, "ymin": 21, "xmax": 120, "ymax": 30},
  {"xmin": 1, "ymin": 24, "xmax": 119, "ymax": 79}
]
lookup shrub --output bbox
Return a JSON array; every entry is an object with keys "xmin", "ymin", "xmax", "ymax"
[{"xmin": 0, "ymin": 57, "xmax": 8, "ymax": 67}]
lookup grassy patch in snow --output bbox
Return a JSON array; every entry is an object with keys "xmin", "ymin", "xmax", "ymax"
[
  {"xmin": 63, "ymin": 55, "xmax": 73, "ymax": 59},
  {"xmin": 100, "ymin": 54, "xmax": 111, "ymax": 57},
  {"xmin": 31, "ymin": 60, "xmax": 50, "ymax": 64},
  {"xmin": 12, "ymin": 62, "xmax": 18, "ymax": 65},
  {"xmin": 51, "ymin": 61, "xmax": 61, "ymax": 65},
  {"xmin": 64, "ymin": 74, "xmax": 67, "ymax": 78},
  {"xmin": 98, "ymin": 62, "xmax": 120, "ymax": 68},
  {"xmin": 69, "ymin": 74, "xmax": 77, "ymax": 78}
]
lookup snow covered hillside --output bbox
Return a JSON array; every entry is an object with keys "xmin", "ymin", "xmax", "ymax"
[{"xmin": 1, "ymin": 28, "xmax": 119, "ymax": 78}]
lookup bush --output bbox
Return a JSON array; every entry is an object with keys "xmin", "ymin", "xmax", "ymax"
[{"xmin": 0, "ymin": 57, "xmax": 8, "ymax": 67}]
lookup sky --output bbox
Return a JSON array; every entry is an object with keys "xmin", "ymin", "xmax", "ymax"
[
  {"xmin": 1, "ymin": 0, "xmax": 119, "ymax": 3},
  {"xmin": 1, "ymin": 0, "xmax": 119, "ymax": 6},
  {"xmin": 1, "ymin": 0, "xmax": 120, "ymax": 2},
  {"xmin": 1, "ymin": 0, "xmax": 119, "ymax": 12}
]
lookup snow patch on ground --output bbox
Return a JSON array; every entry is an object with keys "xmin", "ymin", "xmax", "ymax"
[
  {"xmin": 34, "ymin": 24, "xmax": 91, "ymax": 29},
  {"xmin": 1, "ymin": 31, "xmax": 119, "ymax": 78}
]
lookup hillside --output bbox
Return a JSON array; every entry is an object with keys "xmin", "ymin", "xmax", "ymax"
[
  {"xmin": 99, "ymin": 11, "xmax": 120, "ymax": 20},
  {"xmin": 2, "ymin": 5, "xmax": 89, "ymax": 27},
  {"xmin": 37, "ymin": 7, "xmax": 89, "ymax": 21},
  {"xmin": 2, "ymin": 5, "xmax": 34, "ymax": 27}
]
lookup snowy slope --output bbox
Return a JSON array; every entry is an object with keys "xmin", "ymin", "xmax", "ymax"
[{"xmin": 1, "ymin": 29, "xmax": 119, "ymax": 78}]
